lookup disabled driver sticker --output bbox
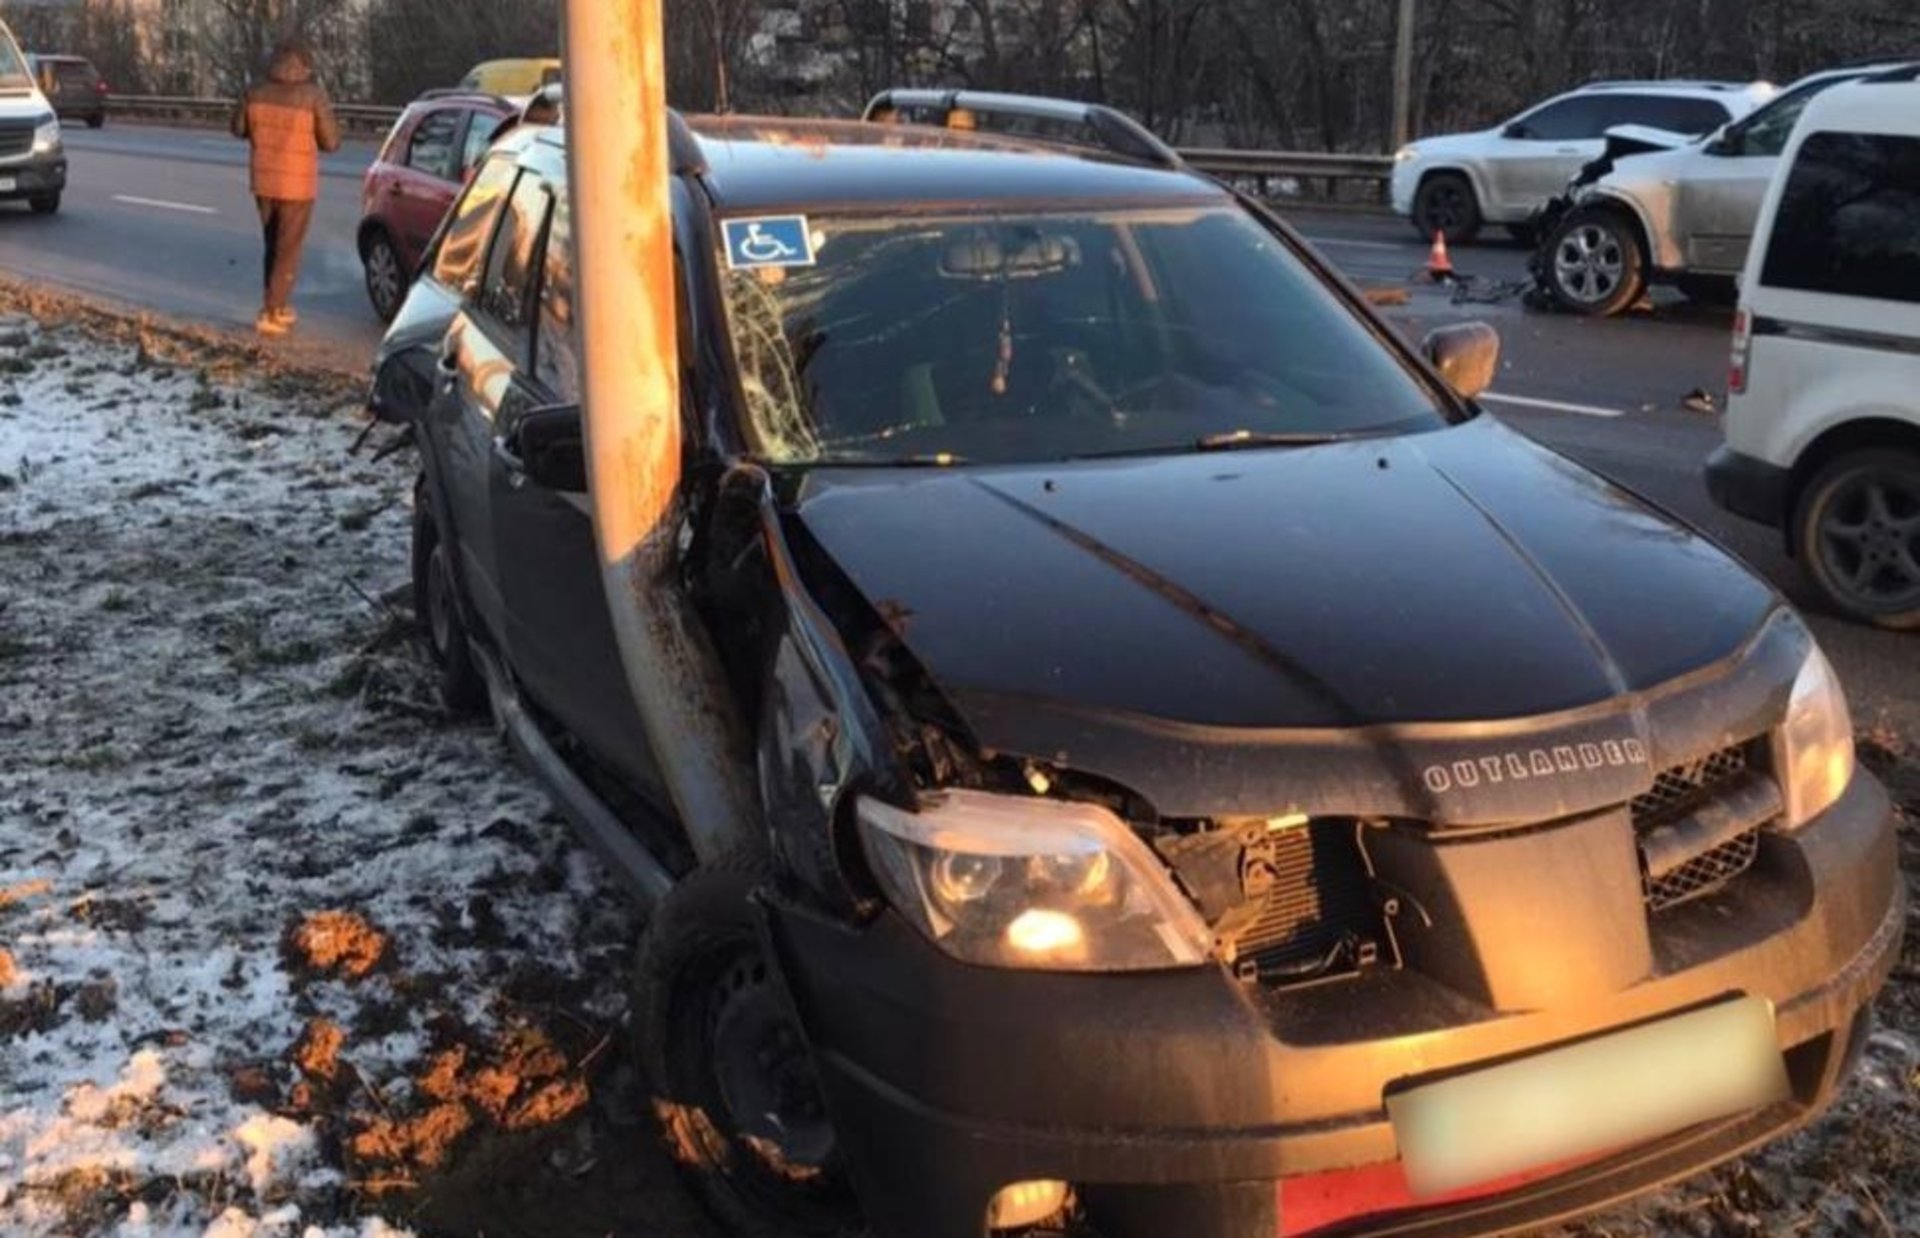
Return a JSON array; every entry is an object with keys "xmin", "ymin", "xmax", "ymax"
[{"xmin": 723, "ymin": 216, "xmax": 817, "ymax": 270}]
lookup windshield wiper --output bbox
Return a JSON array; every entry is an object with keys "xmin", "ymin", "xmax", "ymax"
[{"xmin": 1195, "ymin": 429, "xmax": 1360, "ymax": 452}]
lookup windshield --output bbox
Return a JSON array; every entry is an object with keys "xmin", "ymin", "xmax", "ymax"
[
  {"xmin": 1726, "ymin": 74, "xmax": 1859, "ymax": 157},
  {"xmin": 0, "ymin": 29, "xmax": 30, "ymax": 91},
  {"xmin": 719, "ymin": 205, "xmax": 1449, "ymax": 466}
]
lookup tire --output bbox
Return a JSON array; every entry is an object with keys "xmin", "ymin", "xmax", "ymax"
[
  {"xmin": 362, "ymin": 229, "xmax": 406, "ymax": 323},
  {"xmin": 1544, "ymin": 207, "xmax": 1646, "ymax": 317},
  {"xmin": 1792, "ymin": 448, "xmax": 1920, "ymax": 630},
  {"xmin": 1412, "ymin": 172, "xmax": 1482, "ymax": 245},
  {"xmin": 410, "ymin": 499, "xmax": 489, "ymax": 715},
  {"xmin": 86, "ymin": 112, "xmax": 104, "ymax": 129},
  {"xmin": 633, "ymin": 857, "xmax": 865, "ymax": 1238},
  {"xmin": 1676, "ymin": 273, "xmax": 1738, "ymax": 307},
  {"xmin": 28, "ymin": 193, "xmax": 59, "ymax": 216}
]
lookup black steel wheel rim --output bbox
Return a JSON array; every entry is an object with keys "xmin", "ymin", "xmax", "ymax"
[{"xmin": 1817, "ymin": 468, "xmax": 1920, "ymax": 610}]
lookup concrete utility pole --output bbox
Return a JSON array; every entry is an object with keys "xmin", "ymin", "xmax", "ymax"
[
  {"xmin": 1393, "ymin": 0, "xmax": 1416, "ymax": 150},
  {"xmin": 563, "ymin": 0, "xmax": 763, "ymax": 867}
]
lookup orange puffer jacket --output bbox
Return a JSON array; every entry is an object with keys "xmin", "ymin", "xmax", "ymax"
[{"xmin": 231, "ymin": 47, "xmax": 341, "ymax": 202}]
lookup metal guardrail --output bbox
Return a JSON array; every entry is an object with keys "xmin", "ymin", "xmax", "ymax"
[
  {"xmin": 102, "ymin": 96, "xmax": 1395, "ymax": 198},
  {"xmin": 107, "ymin": 95, "xmax": 403, "ymax": 139}
]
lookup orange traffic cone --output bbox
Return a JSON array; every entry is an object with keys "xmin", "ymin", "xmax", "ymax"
[{"xmin": 1426, "ymin": 230, "xmax": 1455, "ymax": 283}]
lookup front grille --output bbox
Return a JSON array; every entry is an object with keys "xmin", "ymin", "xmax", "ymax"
[
  {"xmin": 1631, "ymin": 743, "xmax": 1768, "ymax": 911},
  {"xmin": 1630, "ymin": 745, "xmax": 1750, "ymax": 829},
  {"xmin": 1646, "ymin": 829, "xmax": 1760, "ymax": 910},
  {"xmin": 0, "ymin": 129, "xmax": 30, "ymax": 158}
]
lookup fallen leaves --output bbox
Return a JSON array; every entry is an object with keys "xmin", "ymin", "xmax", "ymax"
[{"xmin": 287, "ymin": 910, "xmax": 388, "ymax": 981}]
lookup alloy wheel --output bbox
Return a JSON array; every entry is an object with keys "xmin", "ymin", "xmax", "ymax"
[
  {"xmin": 425, "ymin": 541, "xmax": 456, "ymax": 661},
  {"xmin": 1815, "ymin": 470, "xmax": 1920, "ymax": 611},
  {"xmin": 366, "ymin": 237, "xmax": 403, "ymax": 320},
  {"xmin": 1553, "ymin": 223, "xmax": 1627, "ymax": 305}
]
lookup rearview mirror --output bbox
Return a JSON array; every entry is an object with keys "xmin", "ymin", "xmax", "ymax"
[
  {"xmin": 514, "ymin": 403, "xmax": 587, "ymax": 492},
  {"xmin": 1422, "ymin": 322, "xmax": 1501, "ymax": 401}
]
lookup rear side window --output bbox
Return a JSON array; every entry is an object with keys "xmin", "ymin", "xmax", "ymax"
[
  {"xmin": 406, "ymin": 109, "xmax": 463, "ymax": 182},
  {"xmin": 477, "ymin": 174, "xmax": 554, "ymax": 343},
  {"xmin": 1616, "ymin": 96, "xmax": 1731, "ymax": 136},
  {"xmin": 433, "ymin": 157, "xmax": 518, "ymax": 291},
  {"xmin": 1761, "ymin": 131, "xmax": 1920, "ymax": 304},
  {"xmin": 55, "ymin": 61, "xmax": 95, "ymax": 89}
]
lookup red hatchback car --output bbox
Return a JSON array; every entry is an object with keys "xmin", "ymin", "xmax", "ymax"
[{"xmin": 359, "ymin": 92, "xmax": 515, "ymax": 320}]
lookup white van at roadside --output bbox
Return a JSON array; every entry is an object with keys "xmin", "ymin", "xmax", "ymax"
[
  {"xmin": 0, "ymin": 18, "xmax": 66, "ymax": 213},
  {"xmin": 1707, "ymin": 70, "xmax": 1920, "ymax": 630}
]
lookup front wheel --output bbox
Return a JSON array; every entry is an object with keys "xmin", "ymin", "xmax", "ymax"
[
  {"xmin": 1412, "ymin": 172, "xmax": 1482, "ymax": 245},
  {"xmin": 633, "ymin": 858, "xmax": 865, "ymax": 1238},
  {"xmin": 410, "ymin": 500, "xmax": 488, "ymax": 714},
  {"xmin": 1545, "ymin": 208, "xmax": 1646, "ymax": 316},
  {"xmin": 27, "ymin": 193, "xmax": 59, "ymax": 216},
  {"xmin": 362, "ymin": 230, "xmax": 406, "ymax": 323},
  {"xmin": 1793, "ymin": 448, "xmax": 1920, "ymax": 630}
]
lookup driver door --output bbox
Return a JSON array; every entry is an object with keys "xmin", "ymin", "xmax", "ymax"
[
  {"xmin": 1484, "ymin": 95, "xmax": 1609, "ymax": 211},
  {"xmin": 1676, "ymin": 88, "xmax": 1838, "ymax": 276},
  {"xmin": 479, "ymin": 178, "xmax": 668, "ymax": 804}
]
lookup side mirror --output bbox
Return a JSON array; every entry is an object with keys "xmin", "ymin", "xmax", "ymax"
[
  {"xmin": 513, "ymin": 403, "xmax": 587, "ymax": 492},
  {"xmin": 1704, "ymin": 130, "xmax": 1739, "ymax": 157},
  {"xmin": 1422, "ymin": 322, "xmax": 1501, "ymax": 401},
  {"xmin": 366, "ymin": 346, "xmax": 437, "ymax": 424},
  {"xmin": 1502, "ymin": 121, "xmax": 1531, "ymax": 140}
]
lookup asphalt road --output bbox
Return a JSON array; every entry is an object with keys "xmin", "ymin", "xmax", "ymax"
[{"xmin": 6, "ymin": 126, "xmax": 1915, "ymax": 731}]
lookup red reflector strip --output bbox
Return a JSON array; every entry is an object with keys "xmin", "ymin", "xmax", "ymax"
[{"xmin": 1278, "ymin": 1153, "xmax": 1603, "ymax": 1236}]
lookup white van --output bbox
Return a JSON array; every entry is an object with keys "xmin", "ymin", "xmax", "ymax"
[
  {"xmin": 0, "ymin": 18, "xmax": 65, "ymax": 213},
  {"xmin": 1708, "ymin": 71, "xmax": 1920, "ymax": 629}
]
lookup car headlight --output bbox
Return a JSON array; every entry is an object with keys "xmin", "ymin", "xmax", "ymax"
[
  {"xmin": 1394, "ymin": 145, "xmax": 1421, "ymax": 163},
  {"xmin": 1773, "ymin": 644, "xmax": 1853, "ymax": 828},
  {"xmin": 856, "ymin": 789, "xmax": 1212, "ymax": 972},
  {"xmin": 32, "ymin": 117, "xmax": 59, "ymax": 154}
]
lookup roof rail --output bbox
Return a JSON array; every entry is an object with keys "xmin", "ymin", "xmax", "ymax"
[
  {"xmin": 418, "ymin": 87, "xmax": 516, "ymax": 109},
  {"xmin": 862, "ymin": 89, "xmax": 1185, "ymax": 171}
]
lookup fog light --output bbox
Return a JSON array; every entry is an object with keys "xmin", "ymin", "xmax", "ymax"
[{"xmin": 988, "ymin": 1179, "xmax": 1069, "ymax": 1230}]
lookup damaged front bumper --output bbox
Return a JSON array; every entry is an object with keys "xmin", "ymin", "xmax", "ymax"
[{"xmin": 764, "ymin": 773, "xmax": 1902, "ymax": 1238}]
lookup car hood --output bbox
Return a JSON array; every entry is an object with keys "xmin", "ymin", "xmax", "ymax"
[
  {"xmin": 794, "ymin": 417, "xmax": 1776, "ymax": 751},
  {"xmin": 1588, "ymin": 141, "xmax": 1714, "ymax": 196},
  {"xmin": 1404, "ymin": 131, "xmax": 1499, "ymax": 160}
]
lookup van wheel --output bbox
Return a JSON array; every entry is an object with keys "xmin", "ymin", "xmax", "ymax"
[
  {"xmin": 1546, "ymin": 208, "xmax": 1646, "ymax": 316},
  {"xmin": 633, "ymin": 857, "xmax": 866, "ymax": 1238},
  {"xmin": 28, "ymin": 193, "xmax": 60, "ymax": 216},
  {"xmin": 1793, "ymin": 449, "xmax": 1920, "ymax": 630},
  {"xmin": 1412, "ymin": 172, "xmax": 1481, "ymax": 245},
  {"xmin": 410, "ymin": 501, "xmax": 489, "ymax": 714},
  {"xmin": 86, "ymin": 113, "xmax": 104, "ymax": 129}
]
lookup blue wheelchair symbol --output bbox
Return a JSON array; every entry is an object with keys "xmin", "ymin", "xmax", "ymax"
[{"xmin": 724, "ymin": 216, "xmax": 815, "ymax": 269}]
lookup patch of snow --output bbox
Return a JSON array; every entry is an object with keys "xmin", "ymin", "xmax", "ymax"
[{"xmin": 0, "ymin": 319, "xmax": 635, "ymax": 1235}]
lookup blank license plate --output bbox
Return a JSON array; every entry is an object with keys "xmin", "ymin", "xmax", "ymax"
[
  {"xmin": 1388, "ymin": 997, "xmax": 1789, "ymax": 1198},
  {"xmin": 0, "ymin": 178, "xmax": 16, "ymax": 193}
]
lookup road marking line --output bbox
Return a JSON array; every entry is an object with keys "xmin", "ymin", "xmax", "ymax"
[
  {"xmin": 112, "ymin": 194, "xmax": 218, "ymax": 215},
  {"xmin": 1304, "ymin": 235, "xmax": 1410, "ymax": 251},
  {"xmin": 1483, "ymin": 392, "xmax": 1626, "ymax": 419}
]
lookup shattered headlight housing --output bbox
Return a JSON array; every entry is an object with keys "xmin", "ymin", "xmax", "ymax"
[
  {"xmin": 1773, "ymin": 643, "xmax": 1854, "ymax": 828},
  {"xmin": 856, "ymin": 790, "xmax": 1212, "ymax": 972}
]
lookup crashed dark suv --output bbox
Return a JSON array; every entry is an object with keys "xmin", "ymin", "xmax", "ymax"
[{"xmin": 368, "ymin": 93, "xmax": 1901, "ymax": 1238}]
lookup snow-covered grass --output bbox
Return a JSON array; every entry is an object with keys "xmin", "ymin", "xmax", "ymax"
[{"xmin": 0, "ymin": 317, "xmax": 638, "ymax": 1235}]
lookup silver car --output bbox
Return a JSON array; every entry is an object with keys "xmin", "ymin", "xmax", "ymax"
[{"xmin": 1541, "ymin": 63, "xmax": 1918, "ymax": 315}]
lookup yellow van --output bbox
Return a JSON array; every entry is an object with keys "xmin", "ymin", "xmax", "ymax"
[{"xmin": 458, "ymin": 58, "xmax": 561, "ymax": 98}]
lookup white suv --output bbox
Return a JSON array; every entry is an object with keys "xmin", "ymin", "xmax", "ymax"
[
  {"xmin": 1708, "ymin": 72, "xmax": 1920, "ymax": 629},
  {"xmin": 1392, "ymin": 81, "xmax": 1772, "ymax": 244}
]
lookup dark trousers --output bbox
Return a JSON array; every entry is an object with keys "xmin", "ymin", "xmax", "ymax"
[{"xmin": 256, "ymin": 197, "xmax": 315, "ymax": 313}]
